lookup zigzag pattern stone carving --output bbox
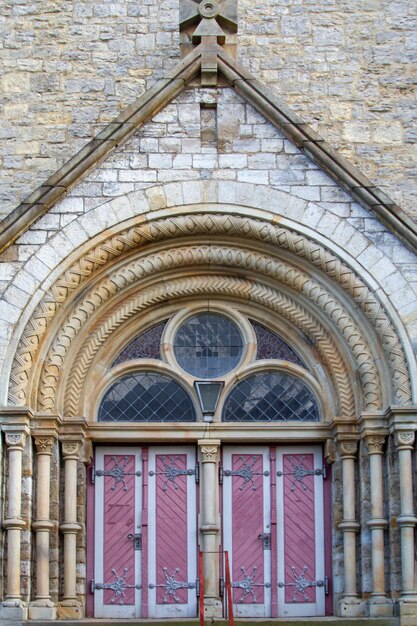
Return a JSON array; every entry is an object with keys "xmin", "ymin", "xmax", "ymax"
[
  {"xmin": 61, "ymin": 276, "xmax": 355, "ymax": 417},
  {"xmin": 37, "ymin": 245, "xmax": 380, "ymax": 413},
  {"xmin": 8, "ymin": 214, "xmax": 411, "ymax": 406}
]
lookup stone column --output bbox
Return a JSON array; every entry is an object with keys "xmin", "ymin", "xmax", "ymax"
[
  {"xmin": 1, "ymin": 432, "xmax": 28, "ymax": 621},
  {"xmin": 365, "ymin": 435, "xmax": 392, "ymax": 616},
  {"xmin": 394, "ymin": 431, "xmax": 417, "ymax": 624},
  {"xmin": 198, "ymin": 440, "xmax": 222, "ymax": 619},
  {"xmin": 58, "ymin": 441, "xmax": 82, "ymax": 620},
  {"xmin": 338, "ymin": 440, "xmax": 365, "ymax": 616},
  {"xmin": 29, "ymin": 436, "xmax": 57, "ymax": 620}
]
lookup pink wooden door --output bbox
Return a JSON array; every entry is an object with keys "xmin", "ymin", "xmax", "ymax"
[
  {"xmin": 223, "ymin": 445, "xmax": 326, "ymax": 618},
  {"xmin": 276, "ymin": 446, "xmax": 325, "ymax": 616},
  {"xmin": 94, "ymin": 447, "xmax": 142, "ymax": 618},
  {"xmin": 147, "ymin": 447, "xmax": 198, "ymax": 618},
  {"xmin": 222, "ymin": 447, "xmax": 272, "ymax": 617}
]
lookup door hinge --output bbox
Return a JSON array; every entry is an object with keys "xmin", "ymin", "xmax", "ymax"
[
  {"xmin": 219, "ymin": 576, "xmax": 224, "ymax": 597},
  {"xmin": 91, "ymin": 466, "xmax": 95, "ymax": 483},
  {"xmin": 195, "ymin": 463, "xmax": 199, "ymax": 484},
  {"xmin": 90, "ymin": 579, "xmax": 95, "ymax": 593},
  {"xmin": 219, "ymin": 466, "xmax": 223, "ymax": 484},
  {"xmin": 196, "ymin": 578, "xmax": 200, "ymax": 597}
]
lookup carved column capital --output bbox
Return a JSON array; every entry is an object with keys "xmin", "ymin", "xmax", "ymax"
[
  {"xmin": 5, "ymin": 431, "xmax": 26, "ymax": 450},
  {"xmin": 34, "ymin": 436, "xmax": 55, "ymax": 455},
  {"xmin": 394, "ymin": 431, "xmax": 415, "ymax": 450},
  {"xmin": 198, "ymin": 439, "xmax": 220, "ymax": 463},
  {"xmin": 366, "ymin": 435, "xmax": 386, "ymax": 455},
  {"xmin": 61, "ymin": 441, "xmax": 81, "ymax": 460},
  {"xmin": 339, "ymin": 439, "xmax": 358, "ymax": 458}
]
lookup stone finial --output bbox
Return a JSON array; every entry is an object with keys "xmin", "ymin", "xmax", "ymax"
[{"xmin": 180, "ymin": 0, "xmax": 237, "ymax": 45}]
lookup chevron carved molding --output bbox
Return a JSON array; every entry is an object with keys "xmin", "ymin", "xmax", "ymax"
[
  {"xmin": 59, "ymin": 275, "xmax": 355, "ymax": 418},
  {"xmin": 36, "ymin": 245, "xmax": 381, "ymax": 415},
  {"xmin": 8, "ymin": 214, "xmax": 411, "ymax": 409}
]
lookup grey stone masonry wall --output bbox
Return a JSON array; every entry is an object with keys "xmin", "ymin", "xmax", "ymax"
[
  {"xmin": 1, "ymin": 1, "xmax": 416, "ymax": 219},
  {"xmin": 0, "ymin": 85, "xmax": 416, "ymax": 387}
]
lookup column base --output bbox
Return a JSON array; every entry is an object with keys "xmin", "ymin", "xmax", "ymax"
[
  {"xmin": 367, "ymin": 595, "xmax": 394, "ymax": 617},
  {"xmin": 203, "ymin": 597, "xmax": 223, "ymax": 619},
  {"xmin": 29, "ymin": 600, "xmax": 57, "ymax": 620},
  {"xmin": 339, "ymin": 596, "xmax": 366, "ymax": 617},
  {"xmin": 57, "ymin": 600, "xmax": 83, "ymax": 619},
  {"xmin": 0, "ymin": 601, "xmax": 28, "ymax": 621},
  {"xmin": 399, "ymin": 598, "xmax": 417, "ymax": 626}
]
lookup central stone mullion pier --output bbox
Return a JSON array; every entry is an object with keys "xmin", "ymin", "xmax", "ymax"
[
  {"xmin": 198, "ymin": 439, "xmax": 222, "ymax": 619},
  {"xmin": 365, "ymin": 434, "xmax": 392, "ymax": 616},
  {"xmin": 394, "ymin": 430, "xmax": 417, "ymax": 626},
  {"xmin": 338, "ymin": 439, "xmax": 365, "ymax": 616},
  {"xmin": 29, "ymin": 436, "xmax": 57, "ymax": 620},
  {"xmin": 58, "ymin": 440, "xmax": 82, "ymax": 620}
]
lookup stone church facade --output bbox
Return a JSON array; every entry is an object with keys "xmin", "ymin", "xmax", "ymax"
[{"xmin": 0, "ymin": 1, "xmax": 416, "ymax": 625}]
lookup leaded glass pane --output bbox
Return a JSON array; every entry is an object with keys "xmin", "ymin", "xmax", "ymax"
[
  {"xmin": 112, "ymin": 322, "xmax": 167, "ymax": 367},
  {"xmin": 251, "ymin": 321, "xmax": 306, "ymax": 368},
  {"xmin": 98, "ymin": 372, "xmax": 196, "ymax": 422},
  {"xmin": 174, "ymin": 313, "xmax": 243, "ymax": 378},
  {"xmin": 223, "ymin": 371, "xmax": 320, "ymax": 422}
]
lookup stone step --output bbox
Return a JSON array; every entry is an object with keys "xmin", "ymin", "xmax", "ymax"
[{"xmin": 24, "ymin": 618, "xmax": 400, "ymax": 626}]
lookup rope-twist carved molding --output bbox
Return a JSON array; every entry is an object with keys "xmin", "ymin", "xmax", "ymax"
[
  {"xmin": 61, "ymin": 276, "xmax": 356, "ymax": 416},
  {"xmin": 8, "ymin": 214, "xmax": 411, "ymax": 407},
  {"xmin": 37, "ymin": 245, "xmax": 380, "ymax": 413}
]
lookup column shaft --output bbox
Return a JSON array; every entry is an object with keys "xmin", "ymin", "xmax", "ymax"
[
  {"xmin": 395, "ymin": 432, "xmax": 417, "ymax": 598},
  {"xmin": 60, "ymin": 442, "xmax": 82, "ymax": 607},
  {"xmin": 3, "ymin": 432, "xmax": 26, "ymax": 603},
  {"xmin": 198, "ymin": 440, "xmax": 222, "ymax": 619}
]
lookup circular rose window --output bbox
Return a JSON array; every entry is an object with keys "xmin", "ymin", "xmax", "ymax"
[{"xmin": 173, "ymin": 313, "xmax": 243, "ymax": 378}]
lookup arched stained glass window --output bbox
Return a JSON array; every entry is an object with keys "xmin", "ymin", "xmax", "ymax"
[
  {"xmin": 251, "ymin": 321, "xmax": 306, "ymax": 368},
  {"xmin": 223, "ymin": 371, "xmax": 320, "ymax": 422},
  {"xmin": 112, "ymin": 321, "xmax": 167, "ymax": 367},
  {"xmin": 98, "ymin": 372, "xmax": 196, "ymax": 422}
]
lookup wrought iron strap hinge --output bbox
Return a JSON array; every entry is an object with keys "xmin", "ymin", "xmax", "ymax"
[
  {"xmin": 276, "ymin": 456, "xmax": 326, "ymax": 491},
  {"xmin": 148, "ymin": 456, "xmax": 198, "ymax": 491},
  {"xmin": 278, "ymin": 566, "xmax": 329, "ymax": 601},
  {"xmin": 90, "ymin": 568, "xmax": 141, "ymax": 604},
  {"xmin": 219, "ymin": 457, "xmax": 269, "ymax": 490},
  {"xmin": 148, "ymin": 567, "xmax": 197, "ymax": 602},
  {"xmin": 92, "ymin": 456, "xmax": 142, "ymax": 491}
]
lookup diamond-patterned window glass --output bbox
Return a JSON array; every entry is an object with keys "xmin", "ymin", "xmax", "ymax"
[
  {"xmin": 223, "ymin": 371, "xmax": 320, "ymax": 422},
  {"xmin": 111, "ymin": 321, "xmax": 167, "ymax": 367},
  {"xmin": 174, "ymin": 313, "xmax": 244, "ymax": 378},
  {"xmin": 251, "ymin": 321, "xmax": 306, "ymax": 368},
  {"xmin": 98, "ymin": 372, "xmax": 196, "ymax": 422}
]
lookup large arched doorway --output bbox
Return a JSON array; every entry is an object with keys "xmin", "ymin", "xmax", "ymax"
[
  {"xmin": 89, "ymin": 305, "xmax": 332, "ymax": 618},
  {"xmin": 2, "ymin": 207, "xmax": 414, "ymax": 622}
]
